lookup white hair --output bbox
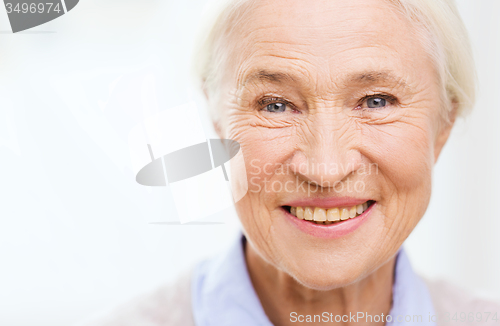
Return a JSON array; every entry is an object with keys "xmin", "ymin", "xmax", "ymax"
[{"xmin": 192, "ymin": 0, "xmax": 476, "ymax": 122}]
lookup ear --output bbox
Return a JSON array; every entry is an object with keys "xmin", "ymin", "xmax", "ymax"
[{"xmin": 434, "ymin": 101, "xmax": 458, "ymax": 163}]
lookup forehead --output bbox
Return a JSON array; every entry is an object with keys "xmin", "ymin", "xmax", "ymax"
[{"xmin": 223, "ymin": 0, "xmax": 434, "ymax": 92}]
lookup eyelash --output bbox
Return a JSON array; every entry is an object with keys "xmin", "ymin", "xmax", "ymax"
[
  {"xmin": 257, "ymin": 93, "xmax": 399, "ymax": 112},
  {"xmin": 258, "ymin": 97, "xmax": 297, "ymax": 112},
  {"xmin": 355, "ymin": 93, "xmax": 398, "ymax": 110}
]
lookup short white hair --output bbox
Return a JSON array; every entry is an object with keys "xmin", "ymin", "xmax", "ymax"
[{"xmin": 192, "ymin": 0, "xmax": 476, "ymax": 122}]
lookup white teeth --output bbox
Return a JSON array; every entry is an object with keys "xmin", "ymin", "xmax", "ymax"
[
  {"xmin": 304, "ymin": 207, "xmax": 314, "ymax": 220},
  {"xmin": 349, "ymin": 206, "xmax": 357, "ymax": 218},
  {"xmin": 288, "ymin": 202, "xmax": 371, "ymax": 224},
  {"xmin": 296, "ymin": 207, "xmax": 304, "ymax": 219},
  {"xmin": 327, "ymin": 208, "xmax": 340, "ymax": 221},
  {"xmin": 340, "ymin": 208, "xmax": 349, "ymax": 220},
  {"xmin": 313, "ymin": 207, "xmax": 327, "ymax": 221}
]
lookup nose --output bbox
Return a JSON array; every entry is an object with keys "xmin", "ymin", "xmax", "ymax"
[{"xmin": 288, "ymin": 113, "xmax": 363, "ymax": 189}]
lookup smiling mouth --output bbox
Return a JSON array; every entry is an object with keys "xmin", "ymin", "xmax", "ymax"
[{"xmin": 283, "ymin": 200, "xmax": 375, "ymax": 225}]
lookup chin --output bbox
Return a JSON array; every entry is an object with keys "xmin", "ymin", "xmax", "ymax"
[
  {"xmin": 289, "ymin": 261, "xmax": 371, "ymax": 291},
  {"xmin": 274, "ymin": 244, "xmax": 380, "ymax": 290}
]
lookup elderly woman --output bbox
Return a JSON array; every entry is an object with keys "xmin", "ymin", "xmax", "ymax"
[{"xmin": 83, "ymin": 0, "xmax": 500, "ymax": 325}]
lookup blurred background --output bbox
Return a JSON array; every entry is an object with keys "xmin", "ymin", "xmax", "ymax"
[{"xmin": 0, "ymin": 0, "xmax": 498, "ymax": 325}]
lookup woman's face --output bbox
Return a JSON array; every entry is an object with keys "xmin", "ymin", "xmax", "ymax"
[{"xmin": 216, "ymin": 0, "xmax": 453, "ymax": 289}]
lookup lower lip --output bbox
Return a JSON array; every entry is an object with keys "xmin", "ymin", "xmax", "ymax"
[{"xmin": 282, "ymin": 203, "xmax": 376, "ymax": 239}]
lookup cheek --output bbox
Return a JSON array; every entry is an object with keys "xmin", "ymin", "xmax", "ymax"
[
  {"xmin": 369, "ymin": 125, "xmax": 433, "ymax": 185},
  {"xmin": 226, "ymin": 123, "xmax": 297, "ymax": 194},
  {"xmin": 225, "ymin": 122, "xmax": 297, "ymax": 249},
  {"xmin": 362, "ymin": 118, "xmax": 434, "ymax": 227},
  {"xmin": 366, "ymin": 123, "xmax": 433, "ymax": 184}
]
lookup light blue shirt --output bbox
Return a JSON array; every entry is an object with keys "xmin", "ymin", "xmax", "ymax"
[{"xmin": 192, "ymin": 233, "xmax": 436, "ymax": 325}]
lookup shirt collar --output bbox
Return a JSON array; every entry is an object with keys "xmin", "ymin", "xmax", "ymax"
[
  {"xmin": 387, "ymin": 249, "xmax": 437, "ymax": 325},
  {"xmin": 192, "ymin": 233, "xmax": 436, "ymax": 326}
]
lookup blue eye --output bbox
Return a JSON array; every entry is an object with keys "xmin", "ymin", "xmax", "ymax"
[
  {"xmin": 366, "ymin": 97, "xmax": 387, "ymax": 108},
  {"xmin": 265, "ymin": 102, "xmax": 287, "ymax": 113}
]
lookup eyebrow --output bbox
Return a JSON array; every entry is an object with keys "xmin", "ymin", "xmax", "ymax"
[
  {"xmin": 344, "ymin": 71, "xmax": 409, "ymax": 90},
  {"xmin": 241, "ymin": 69, "xmax": 409, "ymax": 91},
  {"xmin": 241, "ymin": 70, "xmax": 297, "ymax": 86}
]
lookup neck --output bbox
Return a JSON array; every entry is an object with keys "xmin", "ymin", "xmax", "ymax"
[{"xmin": 245, "ymin": 241, "xmax": 395, "ymax": 326}]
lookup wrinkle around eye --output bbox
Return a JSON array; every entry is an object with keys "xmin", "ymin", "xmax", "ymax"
[
  {"xmin": 243, "ymin": 112, "xmax": 300, "ymax": 129},
  {"xmin": 355, "ymin": 114, "xmax": 404, "ymax": 126},
  {"xmin": 351, "ymin": 103, "xmax": 413, "ymax": 126},
  {"xmin": 250, "ymin": 118, "xmax": 298, "ymax": 129}
]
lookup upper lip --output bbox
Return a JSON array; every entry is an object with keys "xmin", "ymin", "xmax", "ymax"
[{"xmin": 283, "ymin": 197, "xmax": 371, "ymax": 209}]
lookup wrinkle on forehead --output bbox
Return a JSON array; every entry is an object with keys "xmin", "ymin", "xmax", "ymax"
[
  {"xmin": 240, "ymin": 68, "xmax": 412, "ymax": 93},
  {"xmin": 220, "ymin": 0, "xmax": 432, "ymax": 93}
]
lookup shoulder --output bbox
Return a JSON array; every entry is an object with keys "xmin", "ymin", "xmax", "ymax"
[
  {"xmin": 423, "ymin": 278, "xmax": 500, "ymax": 326},
  {"xmin": 76, "ymin": 269, "xmax": 195, "ymax": 326}
]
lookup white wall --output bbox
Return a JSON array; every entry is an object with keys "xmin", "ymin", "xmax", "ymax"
[{"xmin": 0, "ymin": 1, "xmax": 498, "ymax": 325}]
